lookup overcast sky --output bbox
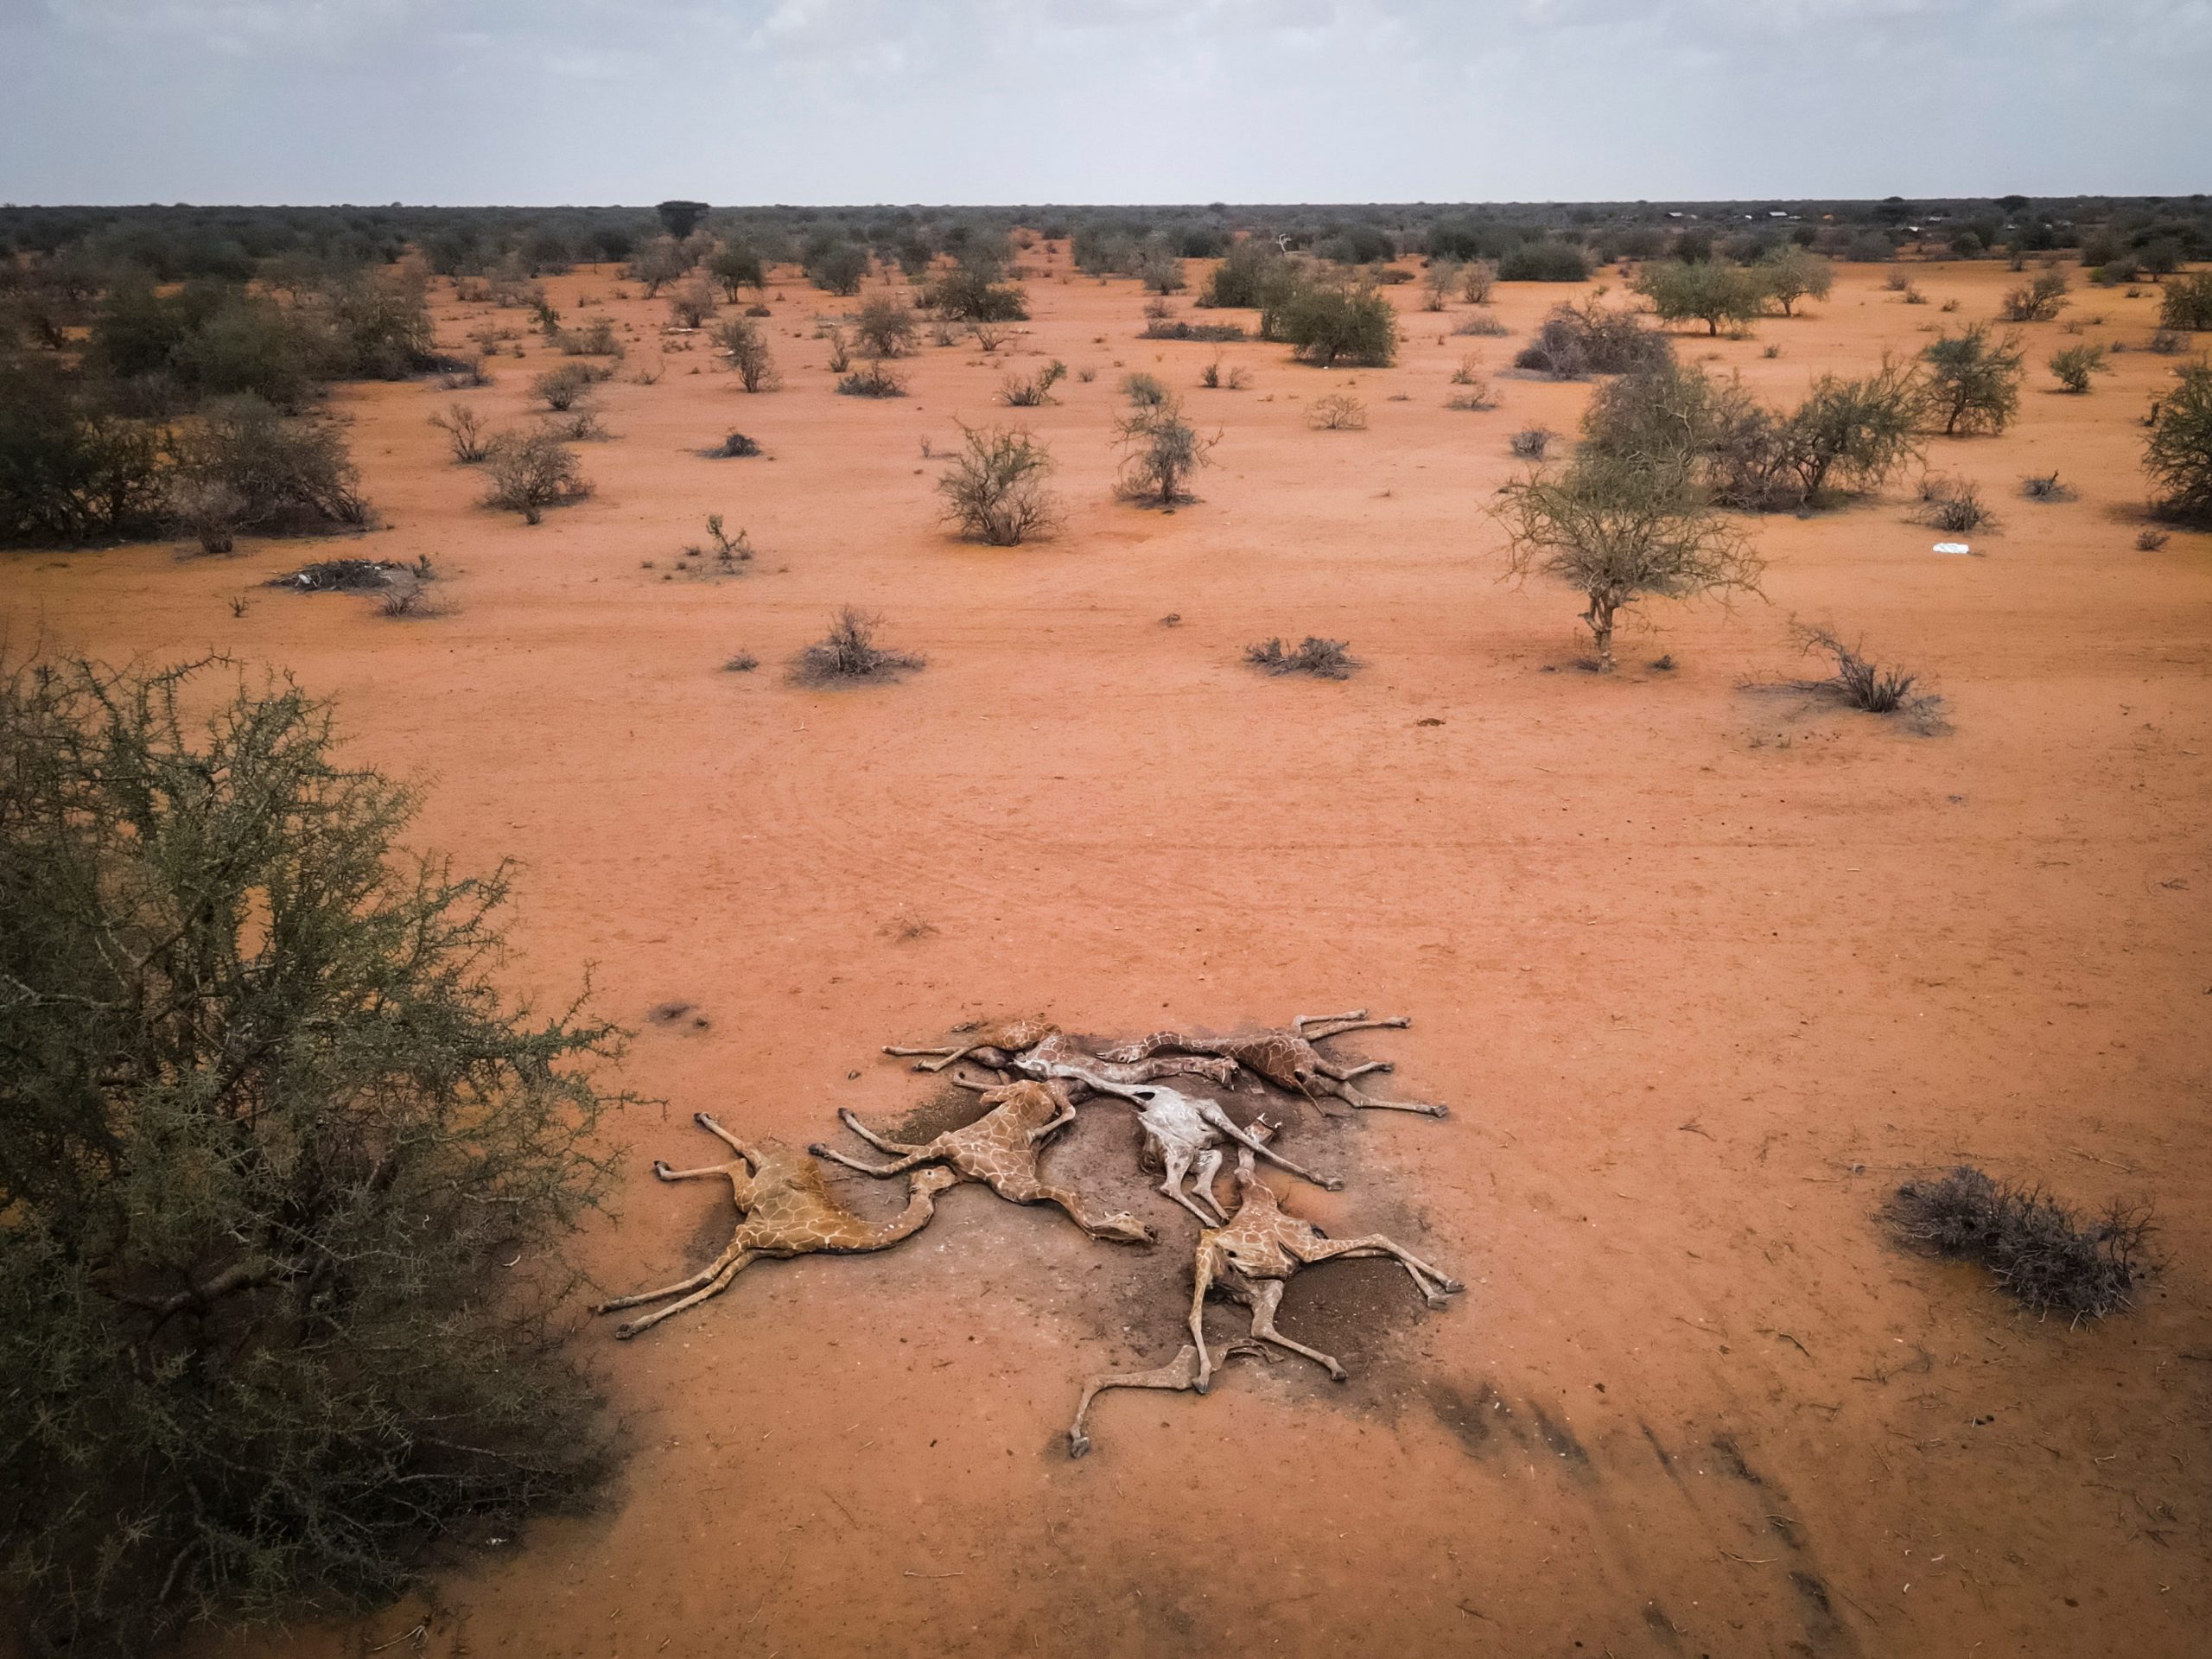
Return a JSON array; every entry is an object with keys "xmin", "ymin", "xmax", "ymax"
[{"xmin": 3, "ymin": 1, "xmax": 2206, "ymax": 206}]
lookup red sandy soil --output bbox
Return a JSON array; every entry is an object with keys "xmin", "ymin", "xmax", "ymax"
[{"xmin": 10, "ymin": 248, "xmax": 2209, "ymax": 1659}]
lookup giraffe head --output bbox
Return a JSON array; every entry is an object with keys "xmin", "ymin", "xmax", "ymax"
[
  {"xmin": 1232, "ymin": 1116, "xmax": 1281, "ymax": 1189},
  {"xmin": 909, "ymin": 1165, "xmax": 960, "ymax": 1197}
]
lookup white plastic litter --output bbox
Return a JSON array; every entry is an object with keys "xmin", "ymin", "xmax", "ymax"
[{"xmin": 1932, "ymin": 541, "xmax": 1971, "ymax": 556}]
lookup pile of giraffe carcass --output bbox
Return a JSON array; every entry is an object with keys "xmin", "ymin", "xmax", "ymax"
[{"xmin": 594, "ymin": 1011, "xmax": 1460, "ymax": 1456}]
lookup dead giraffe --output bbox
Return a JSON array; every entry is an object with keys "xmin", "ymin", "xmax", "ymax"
[
  {"xmin": 810, "ymin": 1072, "xmax": 1154, "ymax": 1244},
  {"xmin": 884, "ymin": 1015, "xmax": 1058, "ymax": 1073},
  {"xmin": 1065, "ymin": 1127, "xmax": 1460, "ymax": 1455},
  {"xmin": 594, "ymin": 1112, "xmax": 956, "ymax": 1339},
  {"xmin": 1184, "ymin": 1132, "xmax": 1461, "ymax": 1392},
  {"xmin": 885, "ymin": 1021, "xmax": 1236, "ymax": 1088},
  {"xmin": 1056, "ymin": 1067, "xmax": 1342, "ymax": 1227},
  {"xmin": 1103, "ymin": 1009, "xmax": 1447, "ymax": 1117}
]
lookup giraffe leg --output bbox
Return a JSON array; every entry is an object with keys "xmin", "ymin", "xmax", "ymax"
[
  {"xmin": 612, "ymin": 1250, "xmax": 761, "ymax": 1338},
  {"xmin": 1207, "ymin": 1109, "xmax": 1343, "ymax": 1190},
  {"xmin": 1244, "ymin": 1278, "xmax": 1348, "ymax": 1380},
  {"xmin": 1160, "ymin": 1146, "xmax": 1224, "ymax": 1226},
  {"xmin": 834, "ymin": 1107, "xmax": 925, "ymax": 1156},
  {"xmin": 882, "ymin": 1044, "xmax": 972, "ymax": 1073},
  {"xmin": 1069, "ymin": 1345, "xmax": 1204, "ymax": 1457},
  {"xmin": 1032, "ymin": 1185, "xmax": 1154, "ymax": 1245},
  {"xmin": 1316, "ymin": 1058, "xmax": 1393, "ymax": 1081},
  {"xmin": 1296, "ymin": 1233, "xmax": 1464, "ymax": 1305},
  {"xmin": 1095, "ymin": 1032, "xmax": 1177, "ymax": 1064},
  {"xmin": 808, "ymin": 1141, "xmax": 942, "ymax": 1178},
  {"xmin": 1191, "ymin": 1147, "xmax": 1224, "ymax": 1216},
  {"xmin": 1188, "ymin": 1243, "xmax": 1224, "ymax": 1393},
  {"xmin": 1326, "ymin": 1076, "xmax": 1450, "ymax": 1118},
  {"xmin": 690, "ymin": 1111, "xmax": 762, "ymax": 1162},
  {"xmin": 651, "ymin": 1159, "xmax": 743, "ymax": 1182},
  {"xmin": 1292, "ymin": 1010, "xmax": 1369, "ymax": 1036},
  {"xmin": 1299, "ymin": 1014, "xmax": 1411, "ymax": 1043}
]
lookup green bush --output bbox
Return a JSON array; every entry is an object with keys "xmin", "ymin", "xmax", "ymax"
[
  {"xmin": 1274, "ymin": 283, "xmax": 1397, "ymax": 367},
  {"xmin": 2145, "ymin": 360, "xmax": 2212, "ymax": 525},
  {"xmin": 925, "ymin": 265, "xmax": 1028, "ymax": 321},
  {"xmin": 1758, "ymin": 246, "xmax": 1833, "ymax": 316},
  {"xmin": 1199, "ymin": 239, "xmax": 1282, "ymax": 309},
  {"xmin": 854, "ymin": 293, "xmax": 917, "ymax": 358},
  {"xmin": 0, "ymin": 659, "xmax": 623, "ymax": 1656},
  {"xmin": 1497, "ymin": 240, "xmax": 1590, "ymax": 283},
  {"xmin": 1998, "ymin": 268, "xmax": 2069, "ymax": 323},
  {"xmin": 0, "ymin": 361, "xmax": 167, "ymax": 544},
  {"xmin": 2161, "ymin": 272, "xmax": 2212, "ymax": 332},
  {"xmin": 2048, "ymin": 342, "xmax": 2109, "ymax": 393},
  {"xmin": 804, "ymin": 240, "xmax": 869, "ymax": 296}
]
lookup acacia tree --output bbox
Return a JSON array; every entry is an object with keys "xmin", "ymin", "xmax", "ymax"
[
  {"xmin": 0, "ymin": 659, "xmax": 626, "ymax": 1654},
  {"xmin": 1759, "ymin": 245, "xmax": 1834, "ymax": 317},
  {"xmin": 1634, "ymin": 259, "xmax": 1769, "ymax": 336},
  {"xmin": 626, "ymin": 236, "xmax": 687, "ymax": 298},
  {"xmin": 1497, "ymin": 457, "xmax": 1764, "ymax": 670},
  {"xmin": 709, "ymin": 240, "xmax": 765, "ymax": 301},
  {"xmin": 2145, "ymin": 360, "xmax": 2212, "ymax": 526},
  {"xmin": 1921, "ymin": 324, "xmax": 2024, "ymax": 436}
]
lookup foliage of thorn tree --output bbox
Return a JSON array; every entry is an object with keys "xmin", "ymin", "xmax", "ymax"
[
  {"xmin": 626, "ymin": 235, "xmax": 687, "ymax": 298},
  {"xmin": 656, "ymin": 200, "xmax": 709, "ymax": 240},
  {"xmin": 937, "ymin": 423, "xmax": 1060, "ymax": 545},
  {"xmin": 0, "ymin": 659, "xmax": 626, "ymax": 1656},
  {"xmin": 709, "ymin": 240, "xmax": 766, "ymax": 301},
  {"xmin": 1632, "ymin": 259, "xmax": 1770, "ymax": 336},
  {"xmin": 804, "ymin": 240, "xmax": 869, "ymax": 297},
  {"xmin": 1497, "ymin": 456, "xmax": 1764, "ymax": 670},
  {"xmin": 2161, "ymin": 271, "xmax": 2212, "ymax": 333},
  {"xmin": 1920, "ymin": 324, "xmax": 2024, "ymax": 436},
  {"xmin": 1758, "ymin": 245, "xmax": 1834, "ymax": 316},
  {"xmin": 2145, "ymin": 361, "xmax": 2212, "ymax": 526}
]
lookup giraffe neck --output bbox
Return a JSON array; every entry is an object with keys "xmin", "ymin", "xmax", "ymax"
[{"xmin": 857, "ymin": 1188, "xmax": 938, "ymax": 1248}]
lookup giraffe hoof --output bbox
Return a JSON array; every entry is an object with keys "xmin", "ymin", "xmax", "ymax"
[
  {"xmin": 614, "ymin": 1323, "xmax": 640, "ymax": 1341},
  {"xmin": 1068, "ymin": 1433, "xmax": 1090, "ymax": 1459},
  {"xmin": 692, "ymin": 1110, "xmax": 714, "ymax": 1128},
  {"xmin": 806, "ymin": 1144, "xmax": 830, "ymax": 1157},
  {"xmin": 1441, "ymin": 1279, "xmax": 1465, "ymax": 1294},
  {"xmin": 1193, "ymin": 1376, "xmax": 1211, "ymax": 1396},
  {"xmin": 1328, "ymin": 1365, "xmax": 1349, "ymax": 1383},
  {"xmin": 1426, "ymin": 1104, "xmax": 1451, "ymax": 1119},
  {"xmin": 652, "ymin": 1160, "xmax": 673, "ymax": 1179},
  {"xmin": 1426, "ymin": 1293, "xmax": 1450, "ymax": 1310},
  {"xmin": 1323, "ymin": 1177, "xmax": 1345, "ymax": 1192}
]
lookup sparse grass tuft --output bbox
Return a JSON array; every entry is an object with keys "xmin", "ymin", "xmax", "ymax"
[
  {"xmin": 1509, "ymin": 426, "xmax": 1554, "ymax": 460},
  {"xmin": 836, "ymin": 361, "xmax": 907, "ymax": 398}
]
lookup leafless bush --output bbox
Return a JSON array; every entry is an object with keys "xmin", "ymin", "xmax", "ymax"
[
  {"xmin": 1455, "ymin": 312, "xmax": 1509, "ymax": 338},
  {"xmin": 1796, "ymin": 624, "xmax": 1927, "ymax": 715},
  {"xmin": 2136, "ymin": 528, "xmax": 2171, "ymax": 551},
  {"xmin": 166, "ymin": 477, "xmax": 245, "ymax": 555},
  {"xmin": 1308, "ymin": 393, "xmax": 1367, "ymax": 430},
  {"xmin": 431, "ymin": 403, "xmax": 493, "ymax": 463},
  {"xmin": 713, "ymin": 318, "xmax": 779, "ymax": 392},
  {"xmin": 937, "ymin": 423, "xmax": 1060, "ymax": 545},
  {"xmin": 1198, "ymin": 353, "xmax": 1251, "ymax": 391},
  {"xmin": 854, "ymin": 293, "xmax": 918, "ymax": 359},
  {"xmin": 1916, "ymin": 473, "xmax": 1993, "ymax": 533},
  {"xmin": 2021, "ymin": 470, "xmax": 2073, "ymax": 502},
  {"xmin": 1887, "ymin": 1166, "xmax": 2152, "ymax": 1321},
  {"xmin": 791, "ymin": 607, "xmax": 925, "ymax": 684},
  {"xmin": 531, "ymin": 364, "xmax": 595, "ymax": 411},
  {"xmin": 483, "ymin": 429, "xmax": 591, "ymax": 524},
  {"xmin": 1245, "ymin": 637, "xmax": 1357, "ymax": 679},
  {"xmin": 709, "ymin": 431, "xmax": 761, "ymax": 458},
  {"xmin": 836, "ymin": 361, "xmax": 907, "ymax": 398},
  {"xmin": 1509, "ymin": 426, "xmax": 1554, "ymax": 460}
]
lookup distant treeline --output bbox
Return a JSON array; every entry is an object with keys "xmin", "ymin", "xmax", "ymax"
[{"xmin": 4, "ymin": 195, "xmax": 2209, "ymax": 284}]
